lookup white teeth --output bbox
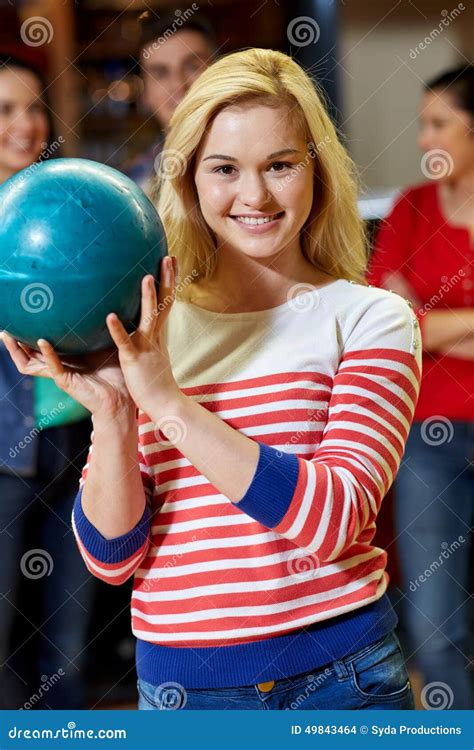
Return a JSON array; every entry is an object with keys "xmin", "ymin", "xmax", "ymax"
[{"xmin": 235, "ymin": 213, "xmax": 281, "ymax": 225}]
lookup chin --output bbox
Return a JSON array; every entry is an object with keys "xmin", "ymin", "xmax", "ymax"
[
  {"xmin": 9, "ymin": 155, "xmax": 38, "ymax": 172},
  {"xmin": 234, "ymin": 241, "xmax": 286, "ymax": 258}
]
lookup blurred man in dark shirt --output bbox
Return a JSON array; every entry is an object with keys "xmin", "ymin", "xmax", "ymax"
[{"xmin": 126, "ymin": 11, "xmax": 218, "ymax": 192}]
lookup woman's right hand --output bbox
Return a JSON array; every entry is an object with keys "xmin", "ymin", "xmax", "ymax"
[{"xmin": 0, "ymin": 333, "xmax": 133, "ymax": 418}]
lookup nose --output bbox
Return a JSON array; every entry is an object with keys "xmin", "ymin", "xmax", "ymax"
[
  {"xmin": 169, "ymin": 71, "xmax": 187, "ymax": 99},
  {"xmin": 417, "ymin": 124, "xmax": 436, "ymax": 153},
  {"xmin": 418, "ymin": 132, "xmax": 429, "ymax": 152},
  {"xmin": 239, "ymin": 172, "xmax": 271, "ymax": 208}
]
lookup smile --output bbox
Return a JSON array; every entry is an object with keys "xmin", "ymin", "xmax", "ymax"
[{"xmin": 230, "ymin": 211, "xmax": 284, "ymax": 227}]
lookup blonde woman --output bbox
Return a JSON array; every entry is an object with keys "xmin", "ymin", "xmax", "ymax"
[{"xmin": 2, "ymin": 48, "xmax": 422, "ymax": 711}]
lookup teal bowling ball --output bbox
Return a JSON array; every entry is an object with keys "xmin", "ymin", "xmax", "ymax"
[{"xmin": 0, "ymin": 158, "xmax": 167, "ymax": 354}]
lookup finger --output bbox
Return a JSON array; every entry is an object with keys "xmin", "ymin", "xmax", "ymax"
[
  {"xmin": 16, "ymin": 341, "xmax": 48, "ymax": 368},
  {"xmin": 159, "ymin": 256, "xmax": 173, "ymax": 299},
  {"xmin": 171, "ymin": 255, "xmax": 179, "ymax": 284},
  {"xmin": 106, "ymin": 313, "xmax": 136, "ymax": 358},
  {"xmin": 156, "ymin": 257, "xmax": 176, "ymax": 324},
  {"xmin": 0, "ymin": 332, "xmax": 31, "ymax": 371},
  {"xmin": 138, "ymin": 274, "xmax": 158, "ymax": 333},
  {"xmin": 37, "ymin": 339, "xmax": 68, "ymax": 379},
  {"xmin": 17, "ymin": 340, "xmax": 34, "ymax": 357}
]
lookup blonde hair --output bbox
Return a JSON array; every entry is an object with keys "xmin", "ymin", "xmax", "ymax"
[{"xmin": 154, "ymin": 48, "xmax": 368, "ymax": 297}]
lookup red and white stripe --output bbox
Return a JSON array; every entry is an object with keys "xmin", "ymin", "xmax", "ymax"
[{"xmin": 72, "ymin": 285, "xmax": 422, "ymax": 646}]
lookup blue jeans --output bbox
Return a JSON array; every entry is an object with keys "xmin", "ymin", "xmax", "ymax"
[
  {"xmin": 0, "ymin": 419, "xmax": 95, "ymax": 709},
  {"xmin": 393, "ymin": 420, "xmax": 474, "ymax": 710},
  {"xmin": 137, "ymin": 631, "xmax": 414, "ymax": 710}
]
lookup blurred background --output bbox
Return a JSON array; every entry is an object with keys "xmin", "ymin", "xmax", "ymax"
[
  {"xmin": 1, "ymin": 0, "xmax": 472, "ymax": 184},
  {"xmin": 0, "ymin": 0, "xmax": 472, "ymax": 712}
]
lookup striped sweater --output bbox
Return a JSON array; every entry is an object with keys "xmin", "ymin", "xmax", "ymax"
[{"xmin": 72, "ymin": 279, "xmax": 422, "ymax": 688}]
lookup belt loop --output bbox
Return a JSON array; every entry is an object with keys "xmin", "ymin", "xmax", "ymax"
[{"xmin": 333, "ymin": 659, "xmax": 349, "ymax": 681}]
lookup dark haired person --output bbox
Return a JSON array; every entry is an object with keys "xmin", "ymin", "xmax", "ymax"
[
  {"xmin": 0, "ymin": 54, "xmax": 93, "ymax": 709},
  {"xmin": 125, "ymin": 11, "xmax": 218, "ymax": 191},
  {"xmin": 368, "ymin": 65, "xmax": 474, "ymax": 709}
]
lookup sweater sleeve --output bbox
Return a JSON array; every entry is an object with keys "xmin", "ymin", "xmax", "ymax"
[
  {"xmin": 71, "ymin": 412, "xmax": 154, "ymax": 585},
  {"xmin": 71, "ymin": 488, "xmax": 151, "ymax": 586},
  {"xmin": 234, "ymin": 291, "xmax": 422, "ymax": 563}
]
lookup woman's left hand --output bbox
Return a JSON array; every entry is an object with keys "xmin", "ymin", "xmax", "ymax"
[{"xmin": 106, "ymin": 255, "xmax": 183, "ymax": 419}]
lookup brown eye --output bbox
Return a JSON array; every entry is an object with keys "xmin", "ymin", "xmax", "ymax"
[
  {"xmin": 269, "ymin": 162, "xmax": 292, "ymax": 172},
  {"xmin": 214, "ymin": 165, "xmax": 236, "ymax": 175}
]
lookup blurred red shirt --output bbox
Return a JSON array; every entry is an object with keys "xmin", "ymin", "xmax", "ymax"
[{"xmin": 367, "ymin": 182, "xmax": 473, "ymax": 421}]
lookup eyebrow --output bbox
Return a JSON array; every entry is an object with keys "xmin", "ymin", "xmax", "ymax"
[{"xmin": 202, "ymin": 148, "xmax": 301, "ymax": 162}]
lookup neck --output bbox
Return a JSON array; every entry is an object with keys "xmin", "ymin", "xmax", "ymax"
[
  {"xmin": 445, "ymin": 166, "xmax": 474, "ymax": 194},
  {"xmin": 196, "ymin": 240, "xmax": 330, "ymax": 309}
]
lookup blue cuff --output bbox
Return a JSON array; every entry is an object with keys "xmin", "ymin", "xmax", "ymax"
[
  {"xmin": 234, "ymin": 443, "xmax": 299, "ymax": 527},
  {"xmin": 72, "ymin": 487, "xmax": 151, "ymax": 564}
]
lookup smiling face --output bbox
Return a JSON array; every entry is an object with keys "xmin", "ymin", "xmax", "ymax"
[
  {"xmin": 194, "ymin": 103, "xmax": 315, "ymax": 263},
  {"xmin": 0, "ymin": 67, "xmax": 49, "ymax": 182},
  {"xmin": 418, "ymin": 90, "xmax": 474, "ymax": 180}
]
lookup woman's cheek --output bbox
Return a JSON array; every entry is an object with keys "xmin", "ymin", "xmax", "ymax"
[
  {"xmin": 37, "ymin": 117, "xmax": 49, "ymax": 146},
  {"xmin": 202, "ymin": 182, "xmax": 233, "ymax": 219},
  {"xmin": 279, "ymin": 175, "xmax": 313, "ymax": 219}
]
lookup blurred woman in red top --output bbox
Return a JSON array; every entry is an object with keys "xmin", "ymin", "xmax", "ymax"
[{"xmin": 368, "ymin": 65, "xmax": 473, "ymax": 709}]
